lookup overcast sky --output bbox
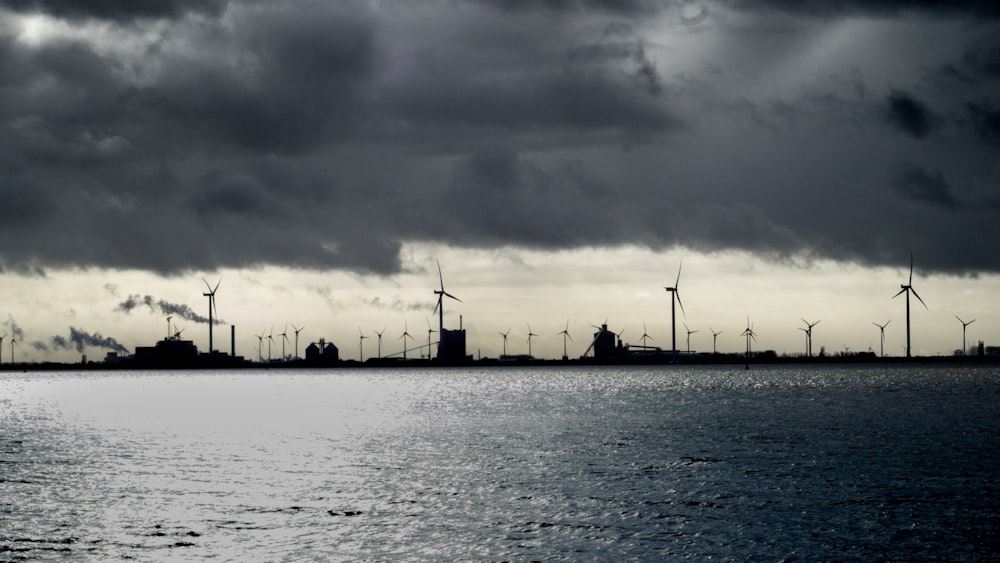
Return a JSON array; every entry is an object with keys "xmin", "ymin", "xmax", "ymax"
[{"xmin": 2, "ymin": 0, "xmax": 999, "ymax": 362}]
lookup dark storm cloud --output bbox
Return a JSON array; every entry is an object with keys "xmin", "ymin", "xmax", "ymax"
[
  {"xmin": 1, "ymin": 0, "xmax": 999, "ymax": 276},
  {"xmin": 3, "ymin": 0, "xmax": 228, "ymax": 21},
  {"xmin": 885, "ymin": 90, "xmax": 935, "ymax": 138},
  {"xmin": 892, "ymin": 163, "xmax": 960, "ymax": 209}
]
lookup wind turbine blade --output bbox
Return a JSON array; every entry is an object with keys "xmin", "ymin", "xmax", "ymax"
[
  {"xmin": 956, "ymin": 315, "xmax": 964, "ymax": 324},
  {"xmin": 432, "ymin": 296, "xmax": 441, "ymax": 315},
  {"xmin": 213, "ymin": 279, "xmax": 221, "ymax": 293},
  {"xmin": 567, "ymin": 332, "xmax": 573, "ymax": 342},
  {"xmin": 675, "ymin": 291, "xmax": 687, "ymax": 319},
  {"xmin": 437, "ymin": 259, "xmax": 444, "ymax": 290},
  {"xmin": 892, "ymin": 288, "xmax": 907, "ymax": 299},
  {"xmin": 909, "ymin": 253, "xmax": 914, "ymax": 286},
  {"xmin": 444, "ymin": 291, "xmax": 462, "ymax": 303},
  {"xmin": 970, "ymin": 319, "xmax": 977, "ymax": 325},
  {"xmin": 911, "ymin": 287, "xmax": 928, "ymax": 309},
  {"xmin": 202, "ymin": 278, "xmax": 211, "ymax": 291}
]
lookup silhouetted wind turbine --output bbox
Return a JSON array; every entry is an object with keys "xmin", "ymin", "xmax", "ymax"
[
  {"xmin": 266, "ymin": 329, "xmax": 275, "ymax": 362},
  {"xmin": 527, "ymin": 323, "xmax": 539, "ymax": 358},
  {"xmin": 432, "ymin": 260, "xmax": 461, "ymax": 359},
  {"xmin": 10, "ymin": 337, "xmax": 15, "ymax": 364},
  {"xmin": 498, "ymin": 328, "xmax": 511, "ymax": 357},
  {"xmin": 400, "ymin": 321, "xmax": 413, "ymax": 360},
  {"xmin": 291, "ymin": 324, "xmax": 304, "ymax": 359},
  {"xmin": 374, "ymin": 328, "xmax": 385, "ymax": 359},
  {"xmin": 892, "ymin": 254, "xmax": 927, "ymax": 358},
  {"xmin": 425, "ymin": 319, "xmax": 437, "ymax": 359},
  {"xmin": 639, "ymin": 323, "xmax": 653, "ymax": 350},
  {"xmin": 664, "ymin": 263, "xmax": 686, "ymax": 361},
  {"xmin": 684, "ymin": 323, "xmax": 698, "ymax": 353},
  {"xmin": 279, "ymin": 324, "xmax": 289, "ymax": 361},
  {"xmin": 800, "ymin": 319, "xmax": 820, "ymax": 358},
  {"xmin": 956, "ymin": 316, "xmax": 976, "ymax": 356},
  {"xmin": 202, "ymin": 278, "xmax": 221, "ymax": 355},
  {"xmin": 255, "ymin": 331, "xmax": 264, "ymax": 363},
  {"xmin": 557, "ymin": 320, "xmax": 573, "ymax": 360},
  {"xmin": 872, "ymin": 320, "xmax": 890, "ymax": 358},
  {"xmin": 358, "ymin": 327, "xmax": 368, "ymax": 362},
  {"xmin": 741, "ymin": 317, "xmax": 757, "ymax": 368},
  {"xmin": 710, "ymin": 328, "xmax": 722, "ymax": 354},
  {"xmin": 0, "ymin": 334, "xmax": 6, "ymax": 363}
]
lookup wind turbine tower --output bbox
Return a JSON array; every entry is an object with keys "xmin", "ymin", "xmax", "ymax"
[
  {"xmin": 432, "ymin": 260, "xmax": 462, "ymax": 360},
  {"xmin": 684, "ymin": 323, "xmax": 698, "ymax": 353},
  {"xmin": 527, "ymin": 323, "xmax": 538, "ymax": 359},
  {"xmin": 558, "ymin": 321, "xmax": 573, "ymax": 360},
  {"xmin": 425, "ymin": 319, "xmax": 437, "ymax": 359},
  {"xmin": 873, "ymin": 320, "xmax": 890, "ymax": 358},
  {"xmin": 358, "ymin": 328, "xmax": 368, "ymax": 362},
  {"xmin": 956, "ymin": 316, "xmax": 976, "ymax": 356},
  {"xmin": 291, "ymin": 324, "xmax": 305, "ymax": 359},
  {"xmin": 892, "ymin": 254, "xmax": 927, "ymax": 359},
  {"xmin": 202, "ymin": 279, "xmax": 221, "ymax": 356},
  {"xmin": 400, "ymin": 321, "xmax": 413, "ymax": 360},
  {"xmin": 375, "ymin": 328, "xmax": 385, "ymax": 359},
  {"xmin": 663, "ymin": 263, "xmax": 686, "ymax": 362},
  {"xmin": 710, "ymin": 328, "xmax": 722, "ymax": 355}
]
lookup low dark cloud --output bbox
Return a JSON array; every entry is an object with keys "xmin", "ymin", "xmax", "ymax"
[
  {"xmin": 892, "ymin": 163, "xmax": 960, "ymax": 209},
  {"xmin": 885, "ymin": 90, "xmax": 935, "ymax": 138},
  {"xmin": 0, "ymin": 1, "xmax": 998, "ymax": 277}
]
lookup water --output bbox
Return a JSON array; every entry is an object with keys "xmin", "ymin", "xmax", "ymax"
[{"xmin": 2, "ymin": 365, "xmax": 999, "ymax": 561}]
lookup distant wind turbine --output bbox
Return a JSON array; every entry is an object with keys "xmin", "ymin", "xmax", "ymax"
[
  {"xmin": 710, "ymin": 328, "xmax": 722, "ymax": 355},
  {"xmin": 266, "ymin": 329, "xmax": 275, "ymax": 362},
  {"xmin": 639, "ymin": 323, "xmax": 653, "ymax": 350},
  {"xmin": 664, "ymin": 263, "xmax": 686, "ymax": 361},
  {"xmin": 291, "ymin": 324, "xmax": 305, "ymax": 359},
  {"xmin": 374, "ymin": 328, "xmax": 385, "ymax": 359},
  {"xmin": 279, "ymin": 324, "xmax": 289, "ymax": 361},
  {"xmin": 741, "ymin": 317, "xmax": 757, "ymax": 368},
  {"xmin": 527, "ymin": 323, "xmax": 539, "ymax": 358},
  {"xmin": 0, "ymin": 333, "xmax": 6, "ymax": 363},
  {"xmin": 498, "ymin": 328, "xmax": 511, "ymax": 357},
  {"xmin": 956, "ymin": 316, "xmax": 976, "ymax": 356},
  {"xmin": 425, "ymin": 319, "xmax": 437, "ymax": 359},
  {"xmin": 202, "ymin": 278, "xmax": 221, "ymax": 355},
  {"xmin": 684, "ymin": 323, "xmax": 698, "ymax": 353},
  {"xmin": 358, "ymin": 327, "xmax": 368, "ymax": 362},
  {"xmin": 892, "ymin": 254, "xmax": 927, "ymax": 358},
  {"xmin": 255, "ymin": 331, "xmax": 265, "ymax": 363},
  {"xmin": 558, "ymin": 320, "xmax": 573, "ymax": 360},
  {"xmin": 400, "ymin": 320, "xmax": 413, "ymax": 360},
  {"xmin": 872, "ymin": 320, "xmax": 890, "ymax": 358},
  {"xmin": 800, "ymin": 319, "xmax": 820, "ymax": 358},
  {"xmin": 10, "ymin": 337, "xmax": 15, "ymax": 364},
  {"xmin": 432, "ymin": 260, "xmax": 461, "ymax": 360}
]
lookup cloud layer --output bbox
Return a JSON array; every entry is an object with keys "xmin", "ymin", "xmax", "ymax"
[{"xmin": 1, "ymin": 0, "xmax": 998, "ymax": 276}]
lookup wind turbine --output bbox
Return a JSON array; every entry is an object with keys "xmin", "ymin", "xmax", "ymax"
[
  {"xmin": 892, "ymin": 254, "xmax": 927, "ymax": 358},
  {"xmin": 956, "ymin": 316, "xmax": 976, "ymax": 356},
  {"xmin": 872, "ymin": 320, "xmax": 890, "ymax": 358},
  {"xmin": 291, "ymin": 324, "xmax": 305, "ymax": 359},
  {"xmin": 684, "ymin": 323, "xmax": 698, "ymax": 353},
  {"xmin": 358, "ymin": 327, "xmax": 368, "ymax": 362},
  {"xmin": 374, "ymin": 328, "xmax": 385, "ymax": 359},
  {"xmin": 432, "ymin": 260, "xmax": 461, "ymax": 358},
  {"xmin": 0, "ymin": 333, "xmax": 6, "ymax": 363},
  {"xmin": 558, "ymin": 320, "xmax": 573, "ymax": 360},
  {"xmin": 800, "ymin": 319, "xmax": 820, "ymax": 358},
  {"xmin": 202, "ymin": 278, "xmax": 221, "ymax": 356},
  {"xmin": 279, "ymin": 324, "xmax": 289, "ymax": 361},
  {"xmin": 639, "ymin": 323, "xmax": 653, "ymax": 350},
  {"xmin": 741, "ymin": 317, "xmax": 757, "ymax": 368},
  {"xmin": 498, "ymin": 328, "xmax": 511, "ymax": 357},
  {"xmin": 400, "ymin": 321, "xmax": 413, "ymax": 360},
  {"xmin": 527, "ymin": 323, "xmax": 538, "ymax": 358},
  {"xmin": 266, "ymin": 329, "xmax": 275, "ymax": 362},
  {"xmin": 10, "ymin": 337, "xmax": 15, "ymax": 364},
  {"xmin": 664, "ymin": 263, "xmax": 686, "ymax": 361},
  {"xmin": 425, "ymin": 319, "xmax": 437, "ymax": 359},
  {"xmin": 255, "ymin": 331, "xmax": 265, "ymax": 363},
  {"xmin": 710, "ymin": 328, "xmax": 722, "ymax": 354}
]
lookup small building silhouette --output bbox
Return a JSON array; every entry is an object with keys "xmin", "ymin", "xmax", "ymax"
[{"xmin": 438, "ymin": 328, "xmax": 467, "ymax": 362}]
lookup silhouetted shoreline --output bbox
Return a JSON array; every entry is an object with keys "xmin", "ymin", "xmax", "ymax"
[{"xmin": 3, "ymin": 353, "xmax": 1000, "ymax": 372}]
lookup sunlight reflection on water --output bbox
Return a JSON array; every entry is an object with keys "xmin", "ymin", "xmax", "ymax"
[{"xmin": 2, "ymin": 365, "xmax": 999, "ymax": 560}]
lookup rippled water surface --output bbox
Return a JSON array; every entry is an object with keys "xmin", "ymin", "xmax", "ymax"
[{"xmin": 2, "ymin": 365, "xmax": 999, "ymax": 560}]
